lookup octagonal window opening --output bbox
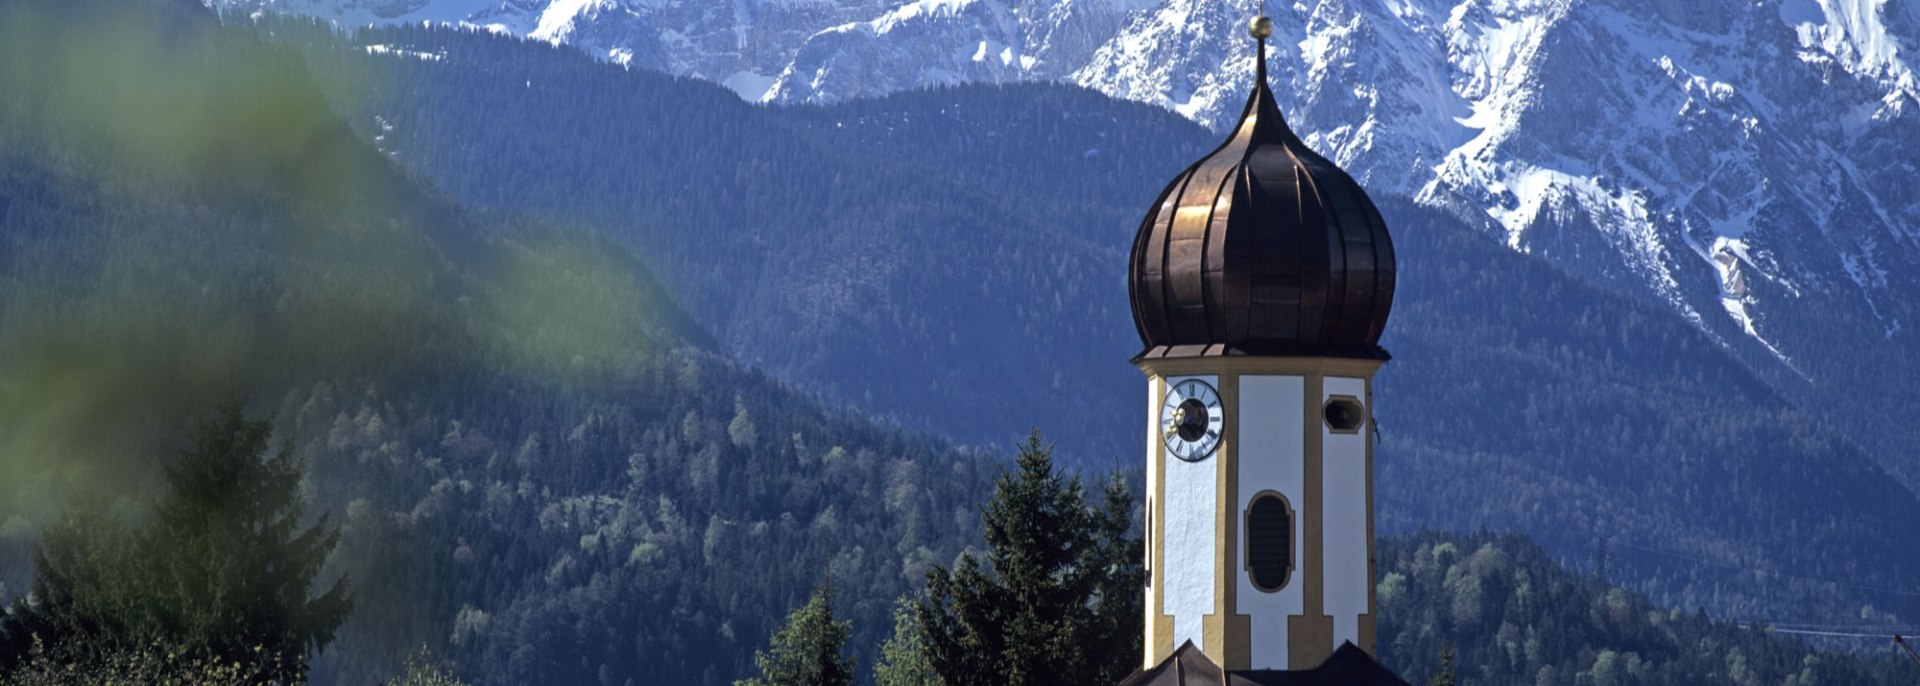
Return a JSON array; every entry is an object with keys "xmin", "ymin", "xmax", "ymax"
[{"xmin": 1324, "ymin": 395, "xmax": 1365, "ymax": 434}]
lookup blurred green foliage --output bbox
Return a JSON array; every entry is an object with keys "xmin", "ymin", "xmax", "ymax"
[
  {"xmin": 0, "ymin": 0, "xmax": 683, "ymax": 518},
  {"xmin": 0, "ymin": 404, "xmax": 345, "ymax": 682}
]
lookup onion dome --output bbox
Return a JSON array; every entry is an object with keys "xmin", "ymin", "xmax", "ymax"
[{"xmin": 1128, "ymin": 16, "xmax": 1395, "ymax": 361}]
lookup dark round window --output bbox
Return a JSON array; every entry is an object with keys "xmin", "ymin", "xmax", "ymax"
[
  {"xmin": 1324, "ymin": 397, "xmax": 1364, "ymax": 433},
  {"xmin": 1246, "ymin": 493, "xmax": 1292, "ymax": 592}
]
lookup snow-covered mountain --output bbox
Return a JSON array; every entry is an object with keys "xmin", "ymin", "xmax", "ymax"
[
  {"xmin": 1089, "ymin": 0, "xmax": 1920, "ymax": 379},
  {"xmin": 215, "ymin": 0, "xmax": 1920, "ymax": 477}
]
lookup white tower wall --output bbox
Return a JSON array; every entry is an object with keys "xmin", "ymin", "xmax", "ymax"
[
  {"xmin": 1158, "ymin": 374, "xmax": 1218, "ymax": 652},
  {"xmin": 1322, "ymin": 376, "xmax": 1370, "ymax": 649},
  {"xmin": 1140, "ymin": 359, "xmax": 1379, "ymax": 671},
  {"xmin": 1234, "ymin": 375, "xmax": 1305, "ymax": 669}
]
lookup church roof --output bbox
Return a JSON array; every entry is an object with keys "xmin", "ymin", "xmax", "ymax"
[
  {"xmin": 1126, "ymin": 18, "xmax": 1396, "ymax": 362},
  {"xmin": 1117, "ymin": 641, "xmax": 1411, "ymax": 686}
]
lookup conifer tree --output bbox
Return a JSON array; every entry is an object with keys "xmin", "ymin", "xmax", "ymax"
[
  {"xmin": 0, "ymin": 498, "xmax": 142, "ymax": 668},
  {"xmin": 1428, "ymin": 643, "xmax": 1457, "ymax": 686},
  {"xmin": 141, "ymin": 402, "xmax": 352, "ymax": 680},
  {"xmin": 0, "ymin": 403, "xmax": 350, "ymax": 680},
  {"xmin": 736, "ymin": 582, "xmax": 856, "ymax": 686},
  {"xmin": 915, "ymin": 431, "xmax": 1141, "ymax": 686},
  {"xmin": 874, "ymin": 596, "xmax": 939, "ymax": 686}
]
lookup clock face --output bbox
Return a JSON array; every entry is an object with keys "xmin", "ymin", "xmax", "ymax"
[{"xmin": 1160, "ymin": 378, "xmax": 1223, "ymax": 461}]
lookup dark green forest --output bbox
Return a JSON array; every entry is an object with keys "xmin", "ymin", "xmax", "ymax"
[
  {"xmin": 1377, "ymin": 532, "xmax": 1914, "ymax": 685},
  {"xmin": 0, "ymin": 0, "xmax": 1916, "ymax": 684}
]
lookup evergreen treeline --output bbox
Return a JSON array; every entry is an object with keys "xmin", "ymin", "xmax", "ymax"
[
  {"xmin": 739, "ymin": 434, "xmax": 1142, "ymax": 686},
  {"xmin": 721, "ymin": 486, "xmax": 1920, "ymax": 684},
  {"xmin": 282, "ymin": 349, "xmax": 1001, "ymax": 684},
  {"xmin": 1377, "ymin": 532, "xmax": 1914, "ymax": 685},
  {"xmin": 910, "ymin": 433, "xmax": 1139, "ymax": 686}
]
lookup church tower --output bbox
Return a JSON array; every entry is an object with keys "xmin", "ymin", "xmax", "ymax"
[{"xmin": 1127, "ymin": 16, "xmax": 1397, "ymax": 674}]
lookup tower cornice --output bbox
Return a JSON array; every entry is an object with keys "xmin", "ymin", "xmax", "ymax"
[{"xmin": 1137, "ymin": 355, "xmax": 1385, "ymax": 380}]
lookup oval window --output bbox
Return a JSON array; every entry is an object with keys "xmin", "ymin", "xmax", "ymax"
[{"xmin": 1245, "ymin": 493, "xmax": 1293, "ymax": 592}]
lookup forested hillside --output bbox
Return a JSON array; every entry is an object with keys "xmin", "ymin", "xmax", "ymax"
[
  {"xmin": 0, "ymin": 1, "xmax": 997, "ymax": 682},
  {"xmin": 1377, "ymin": 532, "xmax": 1913, "ymax": 685},
  {"xmin": 245, "ymin": 20, "xmax": 1920, "ymax": 635},
  {"xmin": 256, "ymin": 16, "xmax": 1197, "ymax": 466},
  {"xmin": 283, "ymin": 347, "xmax": 1001, "ymax": 684}
]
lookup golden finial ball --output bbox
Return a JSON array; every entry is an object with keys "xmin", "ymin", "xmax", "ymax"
[{"xmin": 1249, "ymin": 16, "xmax": 1274, "ymax": 40}]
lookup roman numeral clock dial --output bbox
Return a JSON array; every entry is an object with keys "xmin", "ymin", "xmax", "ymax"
[{"xmin": 1160, "ymin": 379, "xmax": 1224, "ymax": 461}]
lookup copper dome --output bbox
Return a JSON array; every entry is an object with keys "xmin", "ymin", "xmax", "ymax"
[{"xmin": 1128, "ymin": 29, "xmax": 1395, "ymax": 361}]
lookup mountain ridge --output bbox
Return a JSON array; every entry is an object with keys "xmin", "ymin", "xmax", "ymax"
[{"xmin": 210, "ymin": 0, "xmax": 1920, "ymax": 490}]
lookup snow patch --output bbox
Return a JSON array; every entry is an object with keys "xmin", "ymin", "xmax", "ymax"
[
  {"xmin": 1692, "ymin": 235, "xmax": 1799, "ymax": 367},
  {"xmin": 871, "ymin": 0, "xmax": 978, "ymax": 31},
  {"xmin": 722, "ymin": 71, "xmax": 779, "ymax": 101},
  {"xmin": 365, "ymin": 44, "xmax": 445, "ymax": 61},
  {"xmin": 371, "ymin": 114, "xmax": 400, "ymax": 158},
  {"xmin": 532, "ymin": 0, "xmax": 615, "ymax": 43},
  {"xmin": 969, "ymin": 41, "xmax": 1035, "ymax": 69},
  {"xmin": 1782, "ymin": 0, "xmax": 1919, "ymax": 97}
]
